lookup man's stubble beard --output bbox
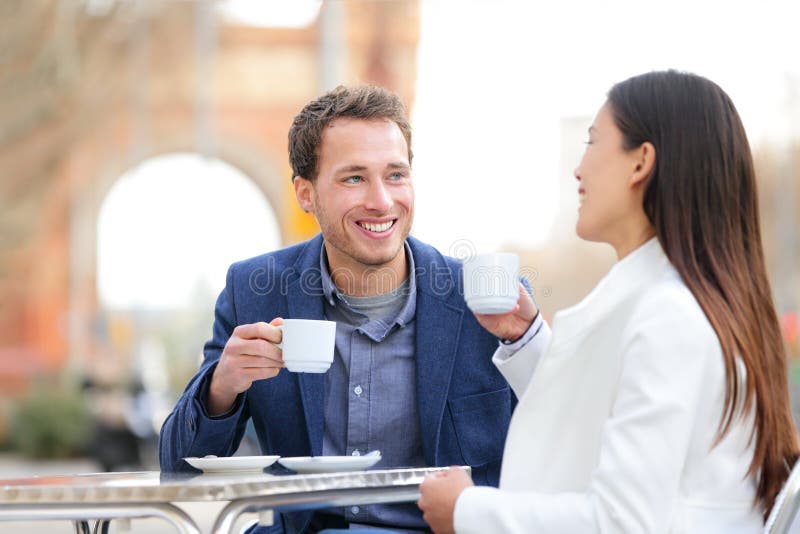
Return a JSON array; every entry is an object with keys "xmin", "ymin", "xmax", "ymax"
[{"xmin": 315, "ymin": 205, "xmax": 414, "ymax": 269}]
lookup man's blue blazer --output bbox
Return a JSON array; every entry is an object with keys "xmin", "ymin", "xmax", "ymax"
[{"xmin": 159, "ymin": 234, "xmax": 515, "ymax": 533}]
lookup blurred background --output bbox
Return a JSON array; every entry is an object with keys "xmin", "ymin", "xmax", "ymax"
[{"xmin": 0, "ymin": 0, "xmax": 798, "ymax": 474}]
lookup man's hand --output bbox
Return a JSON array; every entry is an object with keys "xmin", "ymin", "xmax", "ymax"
[
  {"xmin": 207, "ymin": 318, "xmax": 285, "ymax": 415},
  {"xmin": 473, "ymin": 283, "xmax": 538, "ymax": 342},
  {"xmin": 418, "ymin": 467, "xmax": 474, "ymax": 534}
]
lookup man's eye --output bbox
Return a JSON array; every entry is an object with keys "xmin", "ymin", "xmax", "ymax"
[
  {"xmin": 388, "ymin": 172, "xmax": 406, "ymax": 181},
  {"xmin": 344, "ymin": 176, "xmax": 362, "ymax": 183}
]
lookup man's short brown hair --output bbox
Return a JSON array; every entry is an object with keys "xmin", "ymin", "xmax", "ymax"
[{"xmin": 288, "ymin": 85, "xmax": 413, "ymax": 182}]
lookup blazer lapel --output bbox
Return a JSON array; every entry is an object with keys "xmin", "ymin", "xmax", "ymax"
[
  {"xmin": 549, "ymin": 238, "xmax": 669, "ymax": 346},
  {"xmin": 285, "ymin": 235, "xmax": 326, "ymax": 456},
  {"xmin": 411, "ymin": 238, "xmax": 464, "ymax": 465}
]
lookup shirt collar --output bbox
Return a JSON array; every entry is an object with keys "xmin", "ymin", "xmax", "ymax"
[{"xmin": 319, "ymin": 241, "xmax": 417, "ymax": 328}]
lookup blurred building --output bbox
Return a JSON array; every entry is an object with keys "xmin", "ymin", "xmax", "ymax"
[
  {"xmin": 0, "ymin": 1, "xmax": 420, "ymax": 404},
  {"xmin": 2, "ymin": 1, "xmax": 800, "ymax": 455}
]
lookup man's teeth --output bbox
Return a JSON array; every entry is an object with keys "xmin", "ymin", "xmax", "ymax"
[{"xmin": 360, "ymin": 221, "xmax": 394, "ymax": 232}]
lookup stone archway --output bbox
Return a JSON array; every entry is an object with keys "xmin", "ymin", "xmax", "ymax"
[
  {"xmin": 67, "ymin": 129, "xmax": 303, "ymax": 379},
  {"xmin": 97, "ymin": 152, "xmax": 283, "ymax": 308},
  {"xmin": 0, "ymin": 0, "xmax": 420, "ymax": 400}
]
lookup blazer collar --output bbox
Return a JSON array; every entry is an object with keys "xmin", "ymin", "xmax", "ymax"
[
  {"xmin": 285, "ymin": 234, "xmax": 327, "ymax": 326},
  {"xmin": 285, "ymin": 234, "xmax": 326, "ymax": 455},
  {"xmin": 408, "ymin": 236, "xmax": 465, "ymax": 465},
  {"xmin": 551, "ymin": 237, "xmax": 672, "ymax": 342}
]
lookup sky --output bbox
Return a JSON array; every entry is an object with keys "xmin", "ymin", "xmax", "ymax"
[
  {"xmin": 97, "ymin": 0, "xmax": 800, "ymax": 309},
  {"xmin": 411, "ymin": 0, "xmax": 800, "ymax": 253}
]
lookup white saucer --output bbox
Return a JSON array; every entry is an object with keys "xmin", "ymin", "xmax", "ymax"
[
  {"xmin": 466, "ymin": 296, "xmax": 516, "ymax": 314},
  {"xmin": 183, "ymin": 455, "xmax": 280, "ymax": 473},
  {"xmin": 278, "ymin": 455, "xmax": 381, "ymax": 474}
]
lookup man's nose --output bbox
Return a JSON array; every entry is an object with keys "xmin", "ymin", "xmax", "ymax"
[{"xmin": 365, "ymin": 179, "xmax": 393, "ymax": 211}]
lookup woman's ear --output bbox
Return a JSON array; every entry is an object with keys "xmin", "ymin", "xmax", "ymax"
[
  {"xmin": 293, "ymin": 176, "xmax": 315, "ymax": 214},
  {"xmin": 629, "ymin": 141, "xmax": 656, "ymax": 188}
]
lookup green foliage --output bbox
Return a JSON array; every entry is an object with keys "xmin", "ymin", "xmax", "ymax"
[
  {"xmin": 0, "ymin": 400, "xmax": 12, "ymax": 451},
  {"xmin": 10, "ymin": 385, "xmax": 91, "ymax": 459}
]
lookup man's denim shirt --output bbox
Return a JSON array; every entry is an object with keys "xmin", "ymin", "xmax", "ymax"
[{"xmin": 319, "ymin": 242, "xmax": 427, "ymax": 529}]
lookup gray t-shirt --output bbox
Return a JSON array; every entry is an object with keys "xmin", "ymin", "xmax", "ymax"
[{"xmin": 340, "ymin": 279, "xmax": 410, "ymax": 322}]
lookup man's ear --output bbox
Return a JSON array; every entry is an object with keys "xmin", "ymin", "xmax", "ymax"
[
  {"xmin": 629, "ymin": 141, "xmax": 656, "ymax": 188},
  {"xmin": 293, "ymin": 176, "xmax": 315, "ymax": 213}
]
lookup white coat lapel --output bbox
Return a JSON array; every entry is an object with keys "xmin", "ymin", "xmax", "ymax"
[{"xmin": 501, "ymin": 238, "xmax": 673, "ymax": 491}]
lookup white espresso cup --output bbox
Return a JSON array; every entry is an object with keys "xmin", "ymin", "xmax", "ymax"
[
  {"xmin": 462, "ymin": 253, "xmax": 520, "ymax": 314},
  {"xmin": 274, "ymin": 319, "xmax": 337, "ymax": 373}
]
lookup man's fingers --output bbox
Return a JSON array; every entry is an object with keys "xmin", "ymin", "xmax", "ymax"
[
  {"xmin": 241, "ymin": 338, "xmax": 282, "ymax": 358},
  {"xmin": 250, "ymin": 366, "xmax": 282, "ymax": 381},
  {"xmin": 222, "ymin": 364, "xmax": 281, "ymax": 392},
  {"xmin": 234, "ymin": 360, "xmax": 283, "ymax": 377},
  {"xmin": 236, "ymin": 354, "xmax": 284, "ymax": 368},
  {"xmin": 232, "ymin": 321, "xmax": 282, "ymax": 343},
  {"xmin": 226, "ymin": 338, "xmax": 283, "ymax": 360},
  {"xmin": 219, "ymin": 321, "xmax": 287, "ymax": 391}
]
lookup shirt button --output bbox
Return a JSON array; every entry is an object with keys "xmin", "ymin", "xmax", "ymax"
[
  {"xmin": 351, "ymin": 450, "xmax": 361, "ymax": 456},
  {"xmin": 351, "ymin": 506, "xmax": 360, "ymax": 514},
  {"xmin": 354, "ymin": 385, "xmax": 363, "ymax": 396}
]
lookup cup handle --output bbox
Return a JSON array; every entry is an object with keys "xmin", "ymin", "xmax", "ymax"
[{"xmin": 272, "ymin": 325, "xmax": 283, "ymax": 349}]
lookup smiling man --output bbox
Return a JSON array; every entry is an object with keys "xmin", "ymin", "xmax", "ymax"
[
  {"xmin": 159, "ymin": 86, "xmax": 517, "ymax": 534},
  {"xmin": 294, "ymin": 115, "xmax": 414, "ymax": 295}
]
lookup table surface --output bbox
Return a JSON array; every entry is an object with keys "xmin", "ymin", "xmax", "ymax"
[{"xmin": 0, "ymin": 467, "xmax": 451, "ymax": 504}]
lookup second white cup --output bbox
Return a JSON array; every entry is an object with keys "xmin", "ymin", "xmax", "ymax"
[
  {"xmin": 275, "ymin": 319, "xmax": 337, "ymax": 373},
  {"xmin": 462, "ymin": 253, "xmax": 519, "ymax": 314}
]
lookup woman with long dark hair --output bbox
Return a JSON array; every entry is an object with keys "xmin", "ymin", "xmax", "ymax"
[{"xmin": 417, "ymin": 70, "xmax": 799, "ymax": 533}]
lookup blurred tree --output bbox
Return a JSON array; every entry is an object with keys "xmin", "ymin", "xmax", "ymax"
[{"xmin": 10, "ymin": 381, "xmax": 91, "ymax": 458}]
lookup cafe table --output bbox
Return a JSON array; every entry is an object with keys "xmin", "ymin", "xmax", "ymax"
[{"xmin": 0, "ymin": 466, "xmax": 462, "ymax": 533}]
